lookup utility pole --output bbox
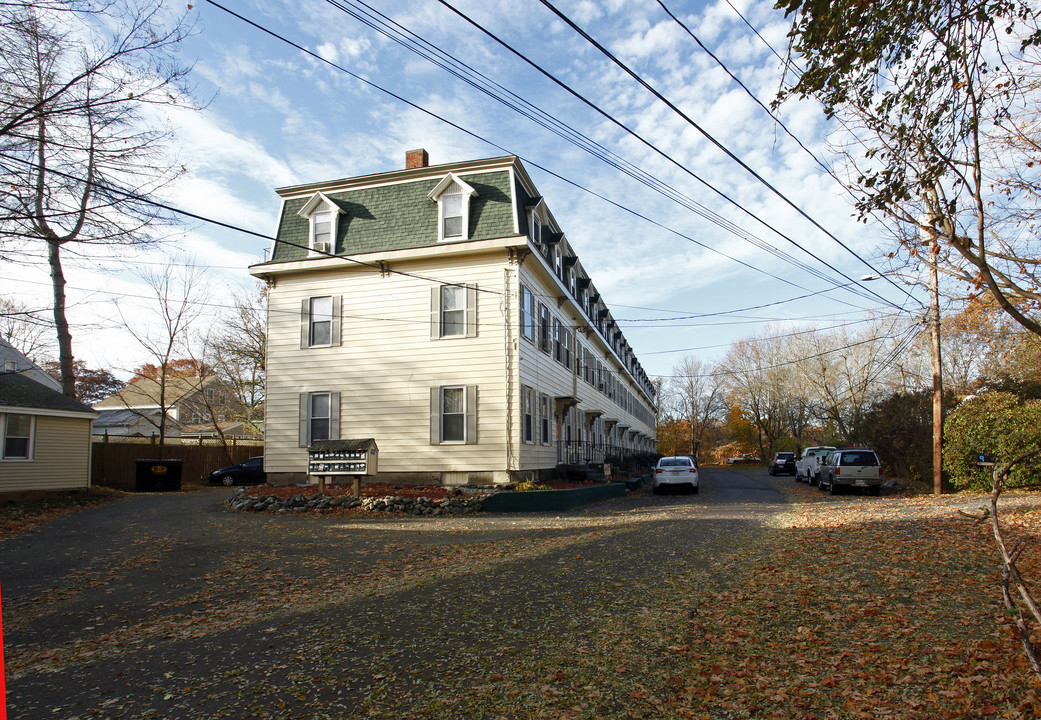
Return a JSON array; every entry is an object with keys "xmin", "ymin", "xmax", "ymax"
[{"xmin": 863, "ymin": 234, "xmax": 944, "ymax": 494}]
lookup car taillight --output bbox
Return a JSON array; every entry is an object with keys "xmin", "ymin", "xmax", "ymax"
[
  {"xmin": 835, "ymin": 468, "xmax": 840, "ymax": 475},
  {"xmin": 655, "ymin": 468, "xmax": 662, "ymax": 474},
  {"xmin": 878, "ymin": 468, "xmax": 883, "ymax": 476},
  {"xmin": 689, "ymin": 468, "xmax": 697, "ymax": 473}
]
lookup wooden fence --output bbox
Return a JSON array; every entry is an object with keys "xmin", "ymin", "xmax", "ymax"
[{"xmin": 91, "ymin": 436, "xmax": 264, "ymax": 489}]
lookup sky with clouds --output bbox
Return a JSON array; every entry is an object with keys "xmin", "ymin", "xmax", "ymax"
[{"xmin": 7, "ymin": 0, "xmax": 925, "ymax": 382}]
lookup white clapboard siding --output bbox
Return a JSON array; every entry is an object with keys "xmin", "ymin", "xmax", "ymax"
[
  {"xmin": 513, "ymin": 263, "xmax": 655, "ymax": 469},
  {"xmin": 266, "ymin": 251, "xmax": 508, "ymax": 474}
]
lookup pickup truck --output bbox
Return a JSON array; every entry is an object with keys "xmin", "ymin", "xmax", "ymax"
[
  {"xmin": 795, "ymin": 446, "xmax": 836, "ymax": 485},
  {"xmin": 727, "ymin": 453, "xmax": 760, "ymax": 465}
]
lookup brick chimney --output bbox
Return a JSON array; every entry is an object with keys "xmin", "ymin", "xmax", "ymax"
[{"xmin": 405, "ymin": 148, "xmax": 429, "ymax": 169}]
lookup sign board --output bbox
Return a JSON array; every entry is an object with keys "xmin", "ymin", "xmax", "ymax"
[{"xmin": 308, "ymin": 439, "xmax": 379, "ymax": 476}]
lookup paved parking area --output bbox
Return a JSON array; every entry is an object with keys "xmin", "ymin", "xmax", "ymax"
[{"xmin": 3, "ymin": 468, "xmax": 786, "ymax": 719}]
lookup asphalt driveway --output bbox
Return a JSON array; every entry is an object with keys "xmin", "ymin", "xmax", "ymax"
[{"xmin": 3, "ymin": 467, "xmax": 786, "ymax": 719}]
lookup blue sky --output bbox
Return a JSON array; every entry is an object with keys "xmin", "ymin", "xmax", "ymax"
[{"xmin": 11, "ymin": 0, "xmax": 921, "ymax": 380}]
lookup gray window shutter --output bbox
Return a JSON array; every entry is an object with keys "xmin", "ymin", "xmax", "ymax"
[
  {"xmin": 300, "ymin": 299, "xmax": 310, "ymax": 349},
  {"xmin": 298, "ymin": 393, "xmax": 309, "ymax": 446},
  {"xmin": 465, "ymin": 284, "xmax": 477, "ymax": 337},
  {"xmin": 331, "ymin": 296, "xmax": 342, "ymax": 346},
  {"xmin": 430, "ymin": 287, "xmax": 440, "ymax": 339},
  {"xmin": 430, "ymin": 387, "xmax": 440, "ymax": 444},
  {"xmin": 329, "ymin": 391, "xmax": 340, "ymax": 439},
  {"xmin": 465, "ymin": 384, "xmax": 477, "ymax": 445}
]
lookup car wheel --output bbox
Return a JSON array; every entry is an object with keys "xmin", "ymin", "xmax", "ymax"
[
  {"xmin": 219, "ymin": 475, "xmax": 235, "ymax": 487},
  {"xmin": 809, "ymin": 473, "xmax": 818, "ymax": 487},
  {"xmin": 818, "ymin": 476, "xmax": 828, "ymax": 492},
  {"xmin": 829, "ymin": 478, "xmax": 842, "ymax": 495},
  {"xmin": 768, "ymin": 466, "xmax": 775, "ymax": 476},
  {"xmin": 868, "ymin": 485, "xmax": 880, "ymax": 497}
]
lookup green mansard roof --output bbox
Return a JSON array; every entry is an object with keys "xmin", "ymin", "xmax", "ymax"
[{"xmin": 269, "ymin": 162, "xmax": 519, "ymax": 263}]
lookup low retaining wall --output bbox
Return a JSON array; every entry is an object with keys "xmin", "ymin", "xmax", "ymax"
[{"xmin": 482, "ymin": 482, "xmax": 627, "ymax": 513}]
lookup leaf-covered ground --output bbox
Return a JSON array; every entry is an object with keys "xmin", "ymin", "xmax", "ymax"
[
  {"xmin": 4, "ymin": 471, "xmax": 1040, "ymax": 719},
  {"xmin": 0, "ymin": 487, "xmax": 122, "ymax": 539}
]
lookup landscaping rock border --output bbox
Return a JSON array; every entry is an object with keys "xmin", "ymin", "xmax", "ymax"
[{"xmin": 224, "ymin": 488, "xmax": 484, "ymax": 515}]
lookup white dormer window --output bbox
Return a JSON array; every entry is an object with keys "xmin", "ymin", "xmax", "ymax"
[
  {"xmin": 297, "ymin": 192, "xmax": 344, "ymax": 257},
  {"xmin": 428, "ymin": 173, "xmax": 478, "ymax": 243},
  {"xmin": 531, "ymin": 212, "xmax": 541, "ymax": 245}
]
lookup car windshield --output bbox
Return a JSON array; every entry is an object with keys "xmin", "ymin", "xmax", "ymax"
[
  {"xmin": 840, "ymin": 452, "xmax": 878, "ymax": 466},
  {"xmin": 660, "ymin": 458, "xmax": 692, "ymax": 467}
]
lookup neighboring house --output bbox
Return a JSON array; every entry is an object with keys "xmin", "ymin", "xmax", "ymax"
[
  {"xmin": 250, "ymin": 150, "xmax": 657, "ymax": 486},
  {"xmin": 0, "ymin": 342, "xmax": 96, "ymax": 494},
  {"xmin": 94, "ymin": 375, "xmax": 249, "ymax": 439},
  {"xmin": 0, "ymin": 337, "xmax": 62, "ymax": 392}
]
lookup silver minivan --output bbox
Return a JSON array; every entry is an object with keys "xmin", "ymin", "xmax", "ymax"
[{"xmin": 818, "ymin": 448, "xmax": 883, "ymax": 496}]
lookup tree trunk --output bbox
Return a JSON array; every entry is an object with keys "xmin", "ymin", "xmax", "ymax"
[
  {"xmin": 929, "ymin": 239, "xmax": 944, "ymax": 495},
  {"xmin": 47, "ymin": 238, "xmax": 75, "ymax": 397}
]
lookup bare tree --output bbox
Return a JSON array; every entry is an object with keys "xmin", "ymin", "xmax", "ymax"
[
  {"xmin": 721, "ymin": 336, "xmax": 788, "ymax": 460},
  {"xmin": 116, "ymin": 260, "xmax": 204, "ymax": 452},
  {"xmin": 793, "ymin": 321, "xmax": 895, "ymax": 444},
  {"xmin": 205, "ymin": 283, "xmax": 267, "ymax": 437},
  {"xmin": 0, "ymin": 1, "xmax": 196, "ymax": 396},
  {"xmin": 0, "ymin": 295, "xmax": 53, "ymax": 361},
  {"xmin": 668, "ymin": 355, "xmax": 725, "ymax": 459}
]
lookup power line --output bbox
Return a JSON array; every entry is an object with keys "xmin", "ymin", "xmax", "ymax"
[
  {"xmin": 430, "ymin": 0, "xmax": 894, "ymax": 310},
  {"xmin": 655, "ymin": 0, "xmax": 836, "ymax": 182},
  {"xmin": 308, "ymin": 0, "xmax": 881, "ymax": 310},
  {"xmin": 534, "ymin": 0, "xmax": 917, "ymax": 307},
  {"xmin": 196, "ymin": 0, "xmax": 906, "ymax": 322}
]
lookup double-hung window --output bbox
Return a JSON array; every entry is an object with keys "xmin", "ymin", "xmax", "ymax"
[
  {"xmin": 429, "ymin": 173, "xmax": 477, "ymax": 243},
  {"xmin": 430, "ymin": 385, "xmax": 477, "ymax": 444},
  {"xmin": 297, "ymin": 191, "xmax": 343, "ymax": 256},
  {"xmin": 300, "ymin": 296, "xmax": 340, "ymax": 348},
  {"xmin": 530, "ymin": 212, "xmax": 541, "ymax": 246},
  {"xmin": 538, "ymin": 304, "xmax": 550, "ymax": 353},
  {"xmin": 519, "ymin": 284, "xmax": 536, "ymax": 342},
  {"xmin": 521, "ymin": 385, "xmax": 535, "ymax": 444},
  {"xmin": 553, "ymin": 318, "xmax": 563, "ymax": 363},
  {"xmin": 309, "ymin": 297, "xmax": 332, "ymax": 346},
  {"xmin": 1, "ymin": 413, "xmax": 32, "ymax": 460},
  {"xmin": 539, "ymin": 393, "xmax": 550, "ymax": 445},
  {"xmin": 431, "ymin": 284, "xmax": 477, "ymax": 338},
  {"xmin": 297, "ymin": 391, "xmax": 340, "ymax": 446}
]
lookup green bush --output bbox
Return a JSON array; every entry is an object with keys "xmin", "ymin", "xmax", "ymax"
[
  {"xmin": 862, "ymin": 391, "xmax": 953, "ymax": 482},
  {"xmin": 943, "ymin": 392, "xmax": 1041, "ymax": 491}
]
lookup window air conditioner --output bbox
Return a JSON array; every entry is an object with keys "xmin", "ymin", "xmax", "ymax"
[{"xmin": 313, "ymin": 241, "xmax": 331, "ymax": 253}]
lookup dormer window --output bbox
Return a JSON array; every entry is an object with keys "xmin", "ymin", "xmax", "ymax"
[
  {"xmin": 531, "ymin": 213, "xmax": 541, "ymax": 245},
  {"xmin": 297, "ymin": 192, "xmax": 343, "ymax": 257},
  {"xmin": 428, "ymin": 173, "xmax": 478, "ymax": 242}
]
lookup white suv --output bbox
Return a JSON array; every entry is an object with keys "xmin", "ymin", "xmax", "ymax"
[{"xmin": 818, "ymin": 448, "xmax": 883, "ymax": 496}]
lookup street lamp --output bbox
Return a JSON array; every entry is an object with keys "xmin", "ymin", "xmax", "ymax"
[{"xmin": 862, "ymin": 238, "xmax": 943, "ymax": 495}]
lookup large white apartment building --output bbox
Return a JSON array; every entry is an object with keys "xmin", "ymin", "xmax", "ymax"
[{"xmin": 251, "ymin": 150, "xmax": 656, "ymax": 486}]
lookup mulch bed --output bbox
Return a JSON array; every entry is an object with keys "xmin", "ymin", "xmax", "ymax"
[{"xmin": 244, "ymin": 479, "xmax": 600, "ymax": 502}]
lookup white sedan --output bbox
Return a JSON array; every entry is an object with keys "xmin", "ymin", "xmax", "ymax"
[{"xmin": 653, "ymin": 456, "xmax": 699, "ymax": 494}]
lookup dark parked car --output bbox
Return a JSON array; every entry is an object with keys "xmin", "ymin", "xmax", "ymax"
[
  {"xmin": 208, "ymin": 457, "xmax": 266, "ymax": 486},
  {"xmin": 768, "ymin": 452, "xmax": 796, "ymax": 476}
]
